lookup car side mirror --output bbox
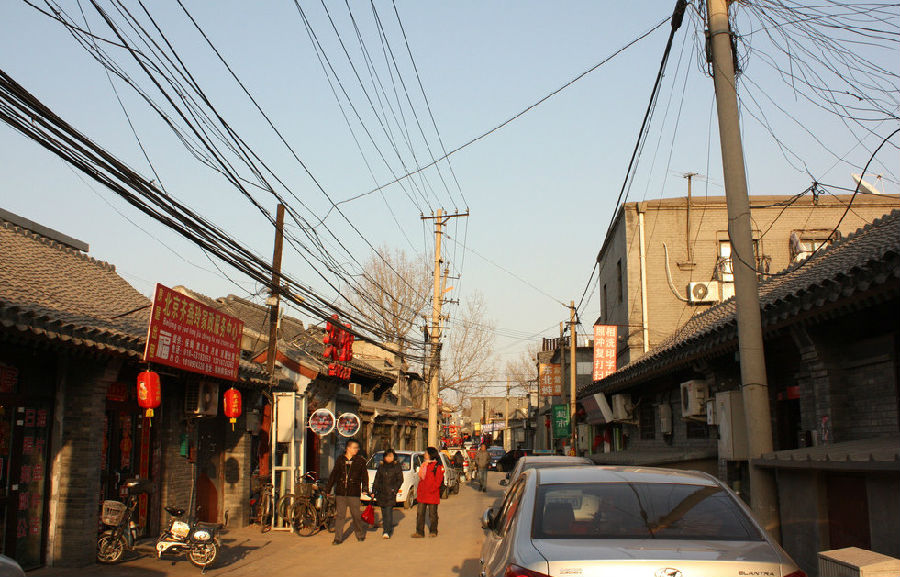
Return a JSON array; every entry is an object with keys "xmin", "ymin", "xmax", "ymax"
[
  {"xmin": 498, "ymin": 479, "xmax": 508, "ymax": 487},
  {"xmin": 481, "ymin": 507, "xmax": 496, "ymax": 530}
]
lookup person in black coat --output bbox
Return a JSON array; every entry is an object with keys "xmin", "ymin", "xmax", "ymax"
[{"xmin": 372, "ymin": 449, "xmax": 404, "ymax": 539}]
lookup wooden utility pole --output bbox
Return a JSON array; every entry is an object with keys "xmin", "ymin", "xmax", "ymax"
[
  {"xmin": 504, "ymin": 378, "xmax": 510, "ymax": 451},
  {"xmin": 569, "ymin": 302, "xmax": 577, "ymax": 454},
  {"xmin": 706, "ymin": 0, "xmax": 778, "ymax": 537},
  {"xmin": 266, "ymin": 204, "xmax": 285, "ymax": 382},
  {"xmin": 422, "ymin": 209, "xmax": 468, "ymax": 448}
]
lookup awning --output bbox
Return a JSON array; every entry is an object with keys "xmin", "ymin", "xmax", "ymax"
[
  {"xmin": 582, "ymin": 393, "xmax": 614, "ymax": 425},
  {"xmin": 753, "ymin": 436, "xmax": 900, "ymax": 472}
]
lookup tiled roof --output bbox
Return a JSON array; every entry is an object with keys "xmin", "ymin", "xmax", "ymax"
[
  {"xmin": 753, "ymin": 436, "xmax": 900, "ymax": 472},
  {"xmin": 0, "ymin": 217, "xmax": 150, "ymax": 357},
  {"xmin": 582, "ymin": 209, "xmax": 900, "ymax": 397}
]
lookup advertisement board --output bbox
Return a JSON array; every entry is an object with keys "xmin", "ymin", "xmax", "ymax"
[
  {"xmin": 144, "ymin": 284, "xmax": 243, "ymax": 381},
  {"xmin": 308, "ymin": 408, "xmax": 335, "ymax": 436},
  {"xmin": 551, "ymin": 404, "xmax": 570, "ymax": 438},
  {"xmin": 538, "ymin": 363, "xmax": 562, "ymax": 397},
  {"xmin": 592, "ymin": 324, "xmax": 618, "ymax": 381},
  {"xmin": 337, "ymin": 413, "xmax": 361, "ymax": 437}
]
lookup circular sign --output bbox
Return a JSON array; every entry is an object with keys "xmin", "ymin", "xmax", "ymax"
[
  {"xmin": 308, "ymin": 408, "xmax": 335, "ymax": 436},
  {"xmin": 337, "ymin": 413, "xmax": 361, "ymax": 438}
]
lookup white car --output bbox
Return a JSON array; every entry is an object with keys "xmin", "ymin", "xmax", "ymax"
[{"xmin": 363, "ymin": 450, "xmax": 424, "ymax": 509}]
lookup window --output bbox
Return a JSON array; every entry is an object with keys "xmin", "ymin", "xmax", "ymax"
[
  {"xmin": 639, "ymin": 402, "xmax": 655, "ymax": 440},
  {"xmin": 576, "ymin": 361, "xmax": 593, "ymax": 376},
  {"xmin": 717, "ymin": 240, "xmax": 761, "ymax": 282},
  {"xmin": 532, "ymin": 482, "xmax": 763, "ymax": 541},
  {"xmin": 616, "ymin": 260, "xmax": 623, "ymax": 303},
  {"xmin": 602, "ymin": 284, "xmax": 608, "ymax": 321},
  {"xmin": 790, "ymin": 232, "xmax": 831, "ymax": 262}
]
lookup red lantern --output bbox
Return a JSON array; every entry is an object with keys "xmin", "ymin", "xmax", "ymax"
[
  {"xmin": 224, "ymin": 387, "xmax": 242, "ymax": 431},
  {"xmin": 137, "ymin": 370, "xmax": 162, "ymax": 424}
]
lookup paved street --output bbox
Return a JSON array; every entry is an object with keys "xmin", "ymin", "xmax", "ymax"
[{"xmin": 33, "ymin": 473, "xmax": 503, "ymax": 577}]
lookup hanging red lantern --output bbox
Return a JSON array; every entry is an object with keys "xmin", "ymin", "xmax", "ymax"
[
  {"xmin": 223, "ymin": 387, "xmax": 242, "ymax": 431},
  {"xmin": 137, "ymin": 370, "xmax": 162, "ymax": 424}
]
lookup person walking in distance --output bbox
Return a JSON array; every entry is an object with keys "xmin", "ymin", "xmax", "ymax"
[
  {"xmin": 474, "ymin": 443, "xmax": 490, "ymax": 493},
  {"xmin": 411, "ymin": 447, "xmax": 443, "ymax": 538},
  {"xmin": 372, "ymin": 448, "xmax": 403, "ymax": 539},
  {"xmin": 325, "ymin": 439, "xmax": 370, "ymax": 545}
]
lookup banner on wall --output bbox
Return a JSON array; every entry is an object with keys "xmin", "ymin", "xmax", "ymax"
[{"xmin": 592, "ymin": 324, "xmax": 618, "ymax": 381}]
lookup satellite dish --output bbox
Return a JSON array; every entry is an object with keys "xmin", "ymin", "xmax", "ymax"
[{"xmin": 852, "ymin": 174, "xmax": 881, "ymax": 195}]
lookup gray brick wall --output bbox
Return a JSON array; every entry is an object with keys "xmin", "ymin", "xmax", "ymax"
[
  {"xmin": 47, "ymin": 357, "xmax": 120, "ymax": 567},
  {"xmin": 222, "ymin": 417, "xmax": 251, "ymax": 527},
  {"xmin": 159, "ymin": 391, "xmax": 194, "ymax": 524}
]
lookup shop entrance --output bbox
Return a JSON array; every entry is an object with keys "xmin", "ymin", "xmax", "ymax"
[{"xmin": 0, "ymin": 402, "xmax": 52, "ymax": 570}]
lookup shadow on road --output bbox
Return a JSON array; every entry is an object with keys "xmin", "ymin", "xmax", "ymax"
[
  {"xmin": 214, "ymin": 536, "xmax": 270, "ymax": 568},
  {"xmin": 453, "ymin": 558, "xmax": 482, "ymax": 577}
]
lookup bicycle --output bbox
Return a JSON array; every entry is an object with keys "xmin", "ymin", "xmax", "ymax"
[
  {"xmin": 290, "ymin": 480, "xmax": 336, "ymax": 537},
  {"xmin": 256, "ymin": 481, "xmax": 274, "ymax": 533}
]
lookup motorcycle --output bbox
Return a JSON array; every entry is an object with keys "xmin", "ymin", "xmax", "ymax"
[
  {"xmin": 97, "ymin": 477, "xmax": 154, "ymax": 564},
  {"xmin": 156, "ymin": 505, "xmax": 220, "ymax": 569}
]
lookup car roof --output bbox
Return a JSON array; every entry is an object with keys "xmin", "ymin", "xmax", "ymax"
[
  {"xmin": 372, "ymin": 450, "xmax": 422, "ymax": 456},
  {"xmin": 519, "ymin": 455, "xmax": 592, "ymax": 465},
  {"xmin": 535, "ymin": 465, "xmax": 719, "ymax": 486}
]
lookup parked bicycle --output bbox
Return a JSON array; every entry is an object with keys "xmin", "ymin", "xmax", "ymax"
[{"xmin": 290, "ymin": 475, "xmax": 336, "ymax": 537}]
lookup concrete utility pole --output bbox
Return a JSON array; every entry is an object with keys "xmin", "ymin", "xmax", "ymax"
[
  {"xmin": 569, "ymin": 302, "xmax": 577, "ymax": 454},
  {"xmin": 706, "ymin": 0, "xmax": 779, "ymax": 537},
  {"xmin": 422, "ymin": 209, "xmax": 468, "ymax": 448},
  {"xmin": 266, "ymin": 204, "xmax": 285, "ymax": 382}
]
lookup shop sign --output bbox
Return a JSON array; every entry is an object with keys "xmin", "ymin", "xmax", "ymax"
[
  {"xmin": 0, "ymin": 362, "xmax": 18, "ymax": 393},
  {"xmin": 592, "ymin": 324, "xmax": 618, "ymax": 381},
  {"xmin": 336, "ymin": 413, "xmax": 361, "ymax": 437},
  {"xmin": 551, "ymin": 404, "xmax": 570, "ymax": 438},
  {"xmin": 144, "ymin": 284, "xmax": 244, "ymax": 381},
  {"xmin": 308, "ymin": 408, "xmax": 335, "ymax": 436},
  {"xmin": 539, "ymin": 363, "xmax": 561, "ymax": 396}
]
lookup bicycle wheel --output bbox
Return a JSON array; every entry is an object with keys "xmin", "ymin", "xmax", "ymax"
[
  {"xmin": 259, "ymin": 489, "xmax": 273, "ymax": 533},
  {"xmin": 324, "ymin": 497, "xmax": 336, "ymax": 533},
  {"xmin": 276, "ymin": 493, "xmax": 296, "ymax": 525},
  {"xmin": 291, "ymin": 501, "xmax": 319, "ymax": 537}
]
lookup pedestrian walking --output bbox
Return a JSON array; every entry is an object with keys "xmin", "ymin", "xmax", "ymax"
[
  {"xmin": 372, "ymin": 449, "xmax": 403, "ymax": 539},
  {"xmin": 325, "ymin": 439, "xmax": 370, "ymax": 545},
  {"xmin": 452, "ymin": 450, "xmax": 464, "ymax": 470},
  {"xmin": 411, "ymin": 446, "xmax": 443, "ymax": 538},
  {"xmin": 474, "ymin": 443, "xmax": 490, "ymax": 493}
]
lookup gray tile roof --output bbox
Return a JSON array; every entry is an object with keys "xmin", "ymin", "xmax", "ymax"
[
  {"xmin": 0, "ymin": 217, "xmax": 150, "ymax": 356},
  {"xmin": 753, "ymin": 436, "xmax": 900, "ymax": 472},
  {"xmin": 582, "ymin": 209, "xmax": 900, "ymax": 396}
]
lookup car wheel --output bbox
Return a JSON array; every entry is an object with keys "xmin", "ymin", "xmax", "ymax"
[{"xmin": 404, "ymin": 491, "xmax": 415, "ymax": 509}]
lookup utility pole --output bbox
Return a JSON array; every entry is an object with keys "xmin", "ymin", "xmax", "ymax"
[
  {"xmin": 422, "ymin": 209, "xmax": 469, "ymax": 448},
  {"xmin": 706, "ymin": 0, "xmax": 778, "ymax": 537},
  {"xmin": 504, "ymin": 378, "xmax": 510, "ymax": 451},
  {"xmin": 569, "ymin": 302, "xmax": 577, "ymax": 455},
  {"xmin": 266, "ymin": 204, "xmax": 285, "ymax": 382}
]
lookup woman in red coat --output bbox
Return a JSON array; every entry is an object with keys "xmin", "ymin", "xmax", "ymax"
[{"xmin": 412, "ymin": 446, "xmax": 444, "ymax": 538}]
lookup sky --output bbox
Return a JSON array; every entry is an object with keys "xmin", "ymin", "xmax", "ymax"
[{"xmin": 1, "ymin": 1, "xmax": 897, "ymax": 392}]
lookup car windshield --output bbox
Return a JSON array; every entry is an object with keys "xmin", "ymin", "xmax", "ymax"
[
  {"xmin": 488, "ymin": 447, "xmax": 504, "ymax": 456},
  {"xmin": 366, "ymin": 453, "xmax": 412, "ymax": 471},
  {"xmin": 533, "ymin": 482, "xmax": 763, "ymax": 541}
]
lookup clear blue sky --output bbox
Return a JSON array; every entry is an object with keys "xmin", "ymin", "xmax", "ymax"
[{"xmin": 1, "ymin": 1, "xmax": 897, "ymax": 387}]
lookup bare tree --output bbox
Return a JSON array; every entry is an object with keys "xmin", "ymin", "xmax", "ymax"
[
  {"xmin": 504, "ymin": 343, "xmax": 540, "ymax": 395},
  {"xmin": 439, "ymin": 292, "xmax": 496, "ymax": 411},
  {"xmin": 346, "ymin": 246, "xmax": 430, "ymax": 358}
]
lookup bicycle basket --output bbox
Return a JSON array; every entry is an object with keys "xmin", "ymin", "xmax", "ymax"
[
  {"xmin": 101, "ymin": 500, "xmax": 127, "ymax": 526},
  {"xmin": 296, "ymin": 482, "xmax": 315, "ymax": 498}
]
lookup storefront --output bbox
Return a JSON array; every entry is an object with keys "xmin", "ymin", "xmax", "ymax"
[{"xmin": 0, "ymin": 349, "xmax": 55, "ymax": 570}]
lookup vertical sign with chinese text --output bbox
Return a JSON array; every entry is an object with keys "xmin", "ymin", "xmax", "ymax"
[
  {"xmin": 551, "ymin": 404, "xmax": 570, "ymax": 438},
  {"xmin": 144, "ymin": 284, "xmax": 244, "ymax": 381},
  {"xmin": 538, "ymin": 363, "xmax": 562, "ymax": 397},
  {"xmin": 593, "ymin": 325, "xmax": 618, "ymax": 381}
]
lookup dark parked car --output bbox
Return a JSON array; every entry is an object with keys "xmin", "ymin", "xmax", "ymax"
[
  {"xmin": 487, "ymin": 446, "xmax": 505, "ymax": 471},
  {"xmin": 494, "ymin": 449, "xmax": 531, "ymax": 473}
]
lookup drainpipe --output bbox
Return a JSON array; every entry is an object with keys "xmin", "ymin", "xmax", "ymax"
[{"xmin": 637, "ymin": 204, "xmax": 650, "ymax": 354}]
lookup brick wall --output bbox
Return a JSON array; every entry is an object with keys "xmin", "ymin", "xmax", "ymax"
[
  {"xmin": 222, "ymin": 416, "xmax": 252, "ymax": 527},
  {"xmin": 47, "ymin": 357, "xmax": 120, "ymax": 567},
  {"xmin": 159, "ymin": 388, "xmax": 194, "ymax": 525}
]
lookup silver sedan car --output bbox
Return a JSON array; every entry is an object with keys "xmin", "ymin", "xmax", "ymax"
[{"xmin": 480, "ymin": 466, "xmax": 804, "ymax": 577}]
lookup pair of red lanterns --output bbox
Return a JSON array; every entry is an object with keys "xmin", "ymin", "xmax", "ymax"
[
  {"xmin": 323, "ymin": 314, "xmax": 354, "ymax": 380},
  {"xmin": 137, "ymin": 371, "xmax": 242, "ymax": 429}
]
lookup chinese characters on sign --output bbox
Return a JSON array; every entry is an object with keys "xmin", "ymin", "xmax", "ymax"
[
  {"xmin": 308, "ymin": 409, "xmax": 336, "ymax": 436},
  {"xmin": 144, "ymin": 284, "xmax": 244, "ymax": 381},
  {"xmin": 551, "ymin": 404, "xmax": 570, "ymax": 438},
  {"xmin": 538, "ymin": 363, "xmax": 562, "ymax": 397},
  {"xmin": 593, "ymin": 324, "xmax": 618, "ymax": 381},
  {"xmin": 337, "ymin": 413, "xmax": 361, "ymax": 437}
]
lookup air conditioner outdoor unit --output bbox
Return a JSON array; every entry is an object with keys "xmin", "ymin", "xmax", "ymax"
[
  {"xmin": 659, "ymin": 403, "xmax": 673, "ymax": 435},
  {"xmin": 688, "ymin": 281, "xmax": 719, "ymax": 304},
  {"xmin": 186, "ymin": 381, "xmax": 219, "ymax": 416},
  {"xmin": 681, "ymin": 380, "xmax": 708, "ymax": 418},
  {"xmin": 611, "ymin": 394, "xmax": 634, "ymax": 422},
  {"xmin": 818, "ymin": 547, "xmax": 900, "ymax": 577}
]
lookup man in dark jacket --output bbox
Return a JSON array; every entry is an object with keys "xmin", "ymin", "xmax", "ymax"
[
  {"xmin": 372, "ymin": 449, "xmax": 404, "ymax": 539},
  {"xmin": 325, "ymin": 439, "xmax": 369, "ymax": 544}
]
